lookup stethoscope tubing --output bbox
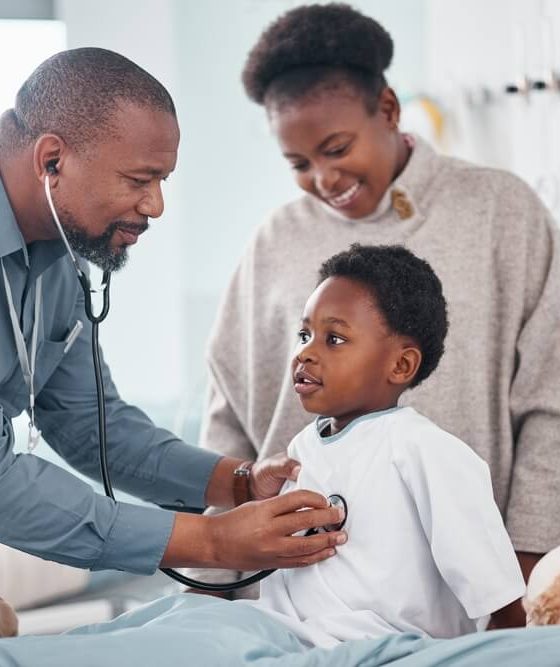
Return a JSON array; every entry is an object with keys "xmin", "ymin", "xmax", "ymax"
[
  {"xmin": 46, "ymin": 172, "xmax": 343, "ymax": 592},
  {"xmin": 45, "ymin": 170, "xmax": 265, "ymax": 592},
  {"xmin": 88, "ymin": 286, "xmax": 277, "ymax": 591}
]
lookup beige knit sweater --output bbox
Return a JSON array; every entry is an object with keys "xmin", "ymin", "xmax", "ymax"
[{"xmin": 194, "ymin": 137, "xmax": 560, "ymax": 590}]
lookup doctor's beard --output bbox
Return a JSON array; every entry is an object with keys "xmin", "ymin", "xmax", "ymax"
[{"xmin": 58, "ymin": 215, "xmax": 149, "ymax": 272}]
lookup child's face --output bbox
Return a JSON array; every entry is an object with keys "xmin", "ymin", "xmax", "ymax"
[{"xmin": 292, "ymin": 276, "xmax": 416, "ymax": 432}]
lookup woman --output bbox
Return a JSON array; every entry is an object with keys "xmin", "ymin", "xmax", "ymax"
[{"xmin": 195, "ymin": 3, "xmax": 560, "ymax": 621}]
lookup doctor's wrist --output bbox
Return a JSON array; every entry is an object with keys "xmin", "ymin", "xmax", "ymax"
[
  {"xmin": 205, "ymin": 456, "xmax": 248, "ymax": 508},
  {"xmin": 161, "ymin": 513, "xmax": 221, "ymax": 569}
]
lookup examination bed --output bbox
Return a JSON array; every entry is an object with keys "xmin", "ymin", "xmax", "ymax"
[{"xmin": 1, "ymin": 593, "xmax": 559, "ymax": 666}]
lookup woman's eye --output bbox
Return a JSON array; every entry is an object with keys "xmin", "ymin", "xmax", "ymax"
[
  {"xmin": 298, "ymin": 330, "xmax": 310, "ymax": 343},
  {"xmin": 325, "ymin": 144, "xmax": 349, "ymax": 158},
  {"xmin": 290, "ymin": 161, "xmax": 309, "ymax": 172},
  {"xmin": 327, "ymin": 334, "xmax": 345, "ymax": 345}
]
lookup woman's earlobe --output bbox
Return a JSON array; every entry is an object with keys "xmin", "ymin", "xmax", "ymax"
[{"xmin": 378, "ymin": 87, "xmax": 401, "ymax": 128}]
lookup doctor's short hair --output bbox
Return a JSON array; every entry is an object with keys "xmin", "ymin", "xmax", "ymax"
[
  {"xmin": 2, "ymin": 47, "xmax": 175, "ymax": 152},
  {"xmin": 318, "ymin": 244, "xmax": 448, "ymax": 388},
  {"xmin": 242, "ymin": 3, "xmax": 393, "ymax": 113}
]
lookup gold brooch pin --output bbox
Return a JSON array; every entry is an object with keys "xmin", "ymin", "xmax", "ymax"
[{"xmin": 391, "ymin": 189, "xmax": 414, "ymax": 220}]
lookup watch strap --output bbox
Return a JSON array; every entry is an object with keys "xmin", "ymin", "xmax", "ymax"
[{"xmin": 233, "ymin": 461, "xmax": 254, "ymax": 506}]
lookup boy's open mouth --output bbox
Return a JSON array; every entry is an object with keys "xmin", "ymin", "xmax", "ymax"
[{"xmin": 293, "ymin": 367, "xmax": 323, "ymax": 396}]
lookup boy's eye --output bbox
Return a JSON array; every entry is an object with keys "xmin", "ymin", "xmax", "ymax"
[
  {"xmin": 298, "ymin": 330, "xmax": 310, "ymax": 344},
  {"xmin": 327, "ymin": 333, "xmax": 345, "ymax": 345}
]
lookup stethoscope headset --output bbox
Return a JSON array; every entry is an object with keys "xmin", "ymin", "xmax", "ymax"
[{"xmin": 43, "ymin": 160, "xmax": 347, "ymax": 592}]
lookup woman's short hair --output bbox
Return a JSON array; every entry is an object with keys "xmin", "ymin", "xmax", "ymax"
[{"xmin": 242, "ymin": 3, "xmax": 394, "ymax": 113}]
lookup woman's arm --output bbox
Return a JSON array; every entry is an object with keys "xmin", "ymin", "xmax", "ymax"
[{"xmin": 489, "ymin": 552, "xmax": 544, "ymax": 628}]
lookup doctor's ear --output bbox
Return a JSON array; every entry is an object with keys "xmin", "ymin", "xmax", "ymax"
[
  {"xmin": 46, "ymin": 160, "xmax": 59, "ymax": 175},
  {"xmin": 32, "ymin": 134, "xmax": 66, "ymax": 182},
  {"xmin": 389, "ymin": 345, "xmax": 422, "ymax": 386}
]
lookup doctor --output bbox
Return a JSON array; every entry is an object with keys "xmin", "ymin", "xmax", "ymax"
[{"xmin": 0, "ymin": 48, "xmax": 346, "ymax": 579}]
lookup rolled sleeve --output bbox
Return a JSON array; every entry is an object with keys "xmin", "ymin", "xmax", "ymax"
[
  {"xmin": 155, "ymin": 441, "xmax": 221, "ymax": 510},
  {"xmin": 0, "ymin": 418, "xmax": 173, "ymax": 573},
  {"xmin": 94, "ymin": 502, "xmax": 174, "ymax": 574}
]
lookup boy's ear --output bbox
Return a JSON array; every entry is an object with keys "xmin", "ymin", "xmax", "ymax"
[{"xmin": 389, "ymin": 346, "xmax": 422, "ymax": 386}]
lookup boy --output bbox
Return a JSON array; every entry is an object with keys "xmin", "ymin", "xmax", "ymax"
[{"xmin": 248, "ymin": 244, "xmax": 525, "ymax": 648}]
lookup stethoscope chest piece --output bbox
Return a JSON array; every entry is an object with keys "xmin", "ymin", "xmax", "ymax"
[{"xmin": 324, "ymin": 493, "xmax": 348, "ymax": 532}]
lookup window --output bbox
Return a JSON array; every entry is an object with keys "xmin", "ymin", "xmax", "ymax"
[
  {"xmin": 0, "ymin": 17, "xmax": 65, "ymax": 456},
  {"xmin": 0, "ymin": 19, "xmax": 66, "ymax": 113}
]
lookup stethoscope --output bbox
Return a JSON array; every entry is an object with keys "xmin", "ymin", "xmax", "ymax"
[{"xmin": 43, "ymin": 166, "xmax": 347, "ymax": 592}]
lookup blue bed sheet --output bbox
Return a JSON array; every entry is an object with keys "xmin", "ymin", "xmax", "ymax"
[{"xmin": 1, "ymin": 594, "xmax": 559, "ymax": 666}]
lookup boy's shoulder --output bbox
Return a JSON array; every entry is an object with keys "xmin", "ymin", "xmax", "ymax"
[
  {"xmin": 286, "ymin": 419, "xmax": 318, "ymax": 455},
  {"xmin": 388, "ymin": 407, "xmax": 487, "ymax": 471}
]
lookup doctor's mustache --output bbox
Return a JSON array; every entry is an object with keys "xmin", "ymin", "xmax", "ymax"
[{"xmin": 111, "ymin": 220, "xmax": 150, "ymax": 235}]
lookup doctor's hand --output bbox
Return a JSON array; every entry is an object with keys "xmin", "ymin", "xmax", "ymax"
[
  {"xmin": 250, "ymin": 452, "xmax": 301, "ymax": 500},
  {"xmin": 0, "ymin": 597, "xmax": 18, "ymax": 638},
  {"xmin": 161, "ymin": 490, "xmax": 347, "ymax": 572}
]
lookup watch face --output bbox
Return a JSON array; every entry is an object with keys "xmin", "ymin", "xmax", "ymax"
[{"xmin": 234, "ymin": 462, "xmax": 253, "ymax": 476}]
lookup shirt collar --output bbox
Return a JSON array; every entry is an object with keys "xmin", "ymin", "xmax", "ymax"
[
  {"xmin": 0, "ymin": 175, "xmax": 68, "ymax": 275},
  {"xmin": 315, "ymin": 406, "xmax": 402, "ymax": 444},
  {"xmin": 0, "ymin": 175, "xmax": 28, "ymax": 261}
]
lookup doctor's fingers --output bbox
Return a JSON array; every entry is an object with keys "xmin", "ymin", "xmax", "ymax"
[
  {"xmin": 271, "ymin": 503, "xmax": 345, "ymax": 536},
  {"xmin": 267, "ymin": 489, "xmax": 331, "ymax": 515},
  {"xmin": 276, "ymin": 532, "xmax": 347, "ymax": 567}
]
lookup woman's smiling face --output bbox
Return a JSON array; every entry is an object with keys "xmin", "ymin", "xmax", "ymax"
[{"xmin": 268, "ymin": 86, "xmax": 404, "ymax": 219}]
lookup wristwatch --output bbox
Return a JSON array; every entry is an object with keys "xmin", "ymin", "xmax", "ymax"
[{"xmin": 233, "ymin": 461, "xmax": 254, "ymax": 506}]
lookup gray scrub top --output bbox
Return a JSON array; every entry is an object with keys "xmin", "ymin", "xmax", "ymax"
[{"xmin": 0, "ymin": 178, "xmax": 220, "ymax": 574}]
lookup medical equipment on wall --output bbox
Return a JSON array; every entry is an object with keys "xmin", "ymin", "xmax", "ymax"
[{"xmin": 43, "ymin": 168, "xmax": 347, "ymax": 591}]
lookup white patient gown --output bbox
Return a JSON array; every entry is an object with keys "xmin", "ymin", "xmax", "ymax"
[{"xmin": 247, "ymin": 407, "xmax": 526, "ymax": 648}]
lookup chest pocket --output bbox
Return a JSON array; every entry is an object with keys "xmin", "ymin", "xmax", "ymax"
[
  {"xmin": 34, "ymin": 338, "xmax": 68, "ymax": 395},
  {"xmin": 0, "ymin": 337, "xmax": 68, "ymax": 418}
]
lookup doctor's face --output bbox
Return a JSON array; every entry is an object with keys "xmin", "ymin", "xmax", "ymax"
[
  {"xmin": 47, "ymin": 102, "xmax": 179, "ymax": 271},
  {"xmin": 268, "ymin": 86, "xmax": 405, "ymax": 219},
  {"xmin": 292, "ymin": 276, "xmax": 407, "ymax": 434}
]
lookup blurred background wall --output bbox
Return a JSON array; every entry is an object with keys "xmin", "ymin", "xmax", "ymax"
[
  {"xmin": 1, "ymin": 0, "xmax": 560, "ymax": 628},
  {"xmin": 1, "ymin": 0, "xmax": 558, "ymax": 449},
  {"xmin": 12, "ymin": 0, "xmax": 427, "ymax": 440}
]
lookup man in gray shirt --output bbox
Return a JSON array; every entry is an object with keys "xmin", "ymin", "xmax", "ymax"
[{"xmin": 0, "ymin": 48, "xmax": 345, "ymax": 580}]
